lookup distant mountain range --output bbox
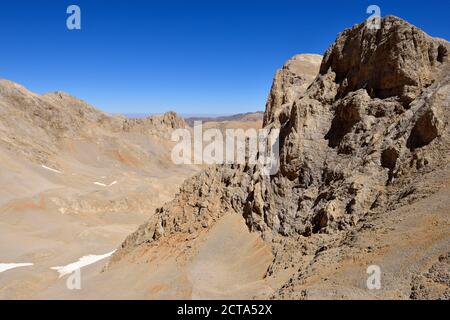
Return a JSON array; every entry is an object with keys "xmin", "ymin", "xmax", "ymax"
[
  {"xmin": 184, "ymin": 111, "xmax": 264, "ymax": 126},
  {"xmin": 123, "ymin": 111, "xmax": 264, "ymax": 126}
]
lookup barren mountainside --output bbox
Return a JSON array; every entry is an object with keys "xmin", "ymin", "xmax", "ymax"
[
  {"xmin": 0, "ymin": 81, "xmax": 198, "ymax": 299},
  {"xmin": 109, "ymin": 16, "xmax": 450, "ymax": 299}
]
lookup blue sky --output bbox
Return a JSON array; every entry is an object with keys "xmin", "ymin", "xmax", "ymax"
[{"xmin": 1, "ymin": 0, "xmax": 449, "ymax": 115}]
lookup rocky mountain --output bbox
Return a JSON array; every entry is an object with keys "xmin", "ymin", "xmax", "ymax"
[
  {"xmin": 108, "ymin": 16, "xmax": 450, "ymax": 299},
  {"xmin": 0, "ymin": 80, "xmax": 188, "ymax": 165},
  {"xmin": 0, "ymin": 80, "xmax": 197, "ymax": 299},
  {"xmin": 0, "ymin": 80, "xmax": 193, "ymax": 213},
  {"xmin": 263, "ymin": 54, "xmax": 322, "ymax": 126}
]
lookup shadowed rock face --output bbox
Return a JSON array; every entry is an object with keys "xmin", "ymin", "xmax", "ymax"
[{"xmin": 111, "ymin": 16, "xmax": 450, "ymax": 299}]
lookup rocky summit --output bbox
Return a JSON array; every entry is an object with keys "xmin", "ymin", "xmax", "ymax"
[{"xmin": 109, "ymin": 16, "xmax": 450, "ymax": 299}]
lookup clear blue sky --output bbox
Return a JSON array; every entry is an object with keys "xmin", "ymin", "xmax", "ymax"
[{"xmin": 1, "ymin": 0, "xmax": 449, "ymax": 115}]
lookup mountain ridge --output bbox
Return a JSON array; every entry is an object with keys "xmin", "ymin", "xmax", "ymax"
[{"xmin": 107, "ymin": 15, "xmax": 450, "ymax": 299}]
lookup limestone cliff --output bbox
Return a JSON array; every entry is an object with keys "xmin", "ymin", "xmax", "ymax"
[{"xmin": 112, "ymin": 16, "xmax": 450, "ymax": 299}]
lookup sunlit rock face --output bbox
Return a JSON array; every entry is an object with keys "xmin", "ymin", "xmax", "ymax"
[{"xmin": 110, "ymin": 16, "xmax": 450, "ymax": 300}]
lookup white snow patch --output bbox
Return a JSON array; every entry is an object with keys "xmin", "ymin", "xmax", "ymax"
[
  {"xmin": 93, "ymin": 181, "xmax": 117, "ymax": 187},
  {"xmin": 50, "ymin": 251, "xmax": 115, "ymax": 278},
  {"xmin": 0, "ymin": 263, "xmax": 33, "ymax": 273},
  {"xmin": 41, "ymin": 165, "xmax": 62, "ymax": 174}
]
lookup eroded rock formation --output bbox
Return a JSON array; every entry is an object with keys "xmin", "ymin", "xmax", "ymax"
[{"xmin": 111, "ymin": 16, "xmax": 450, "ymax": 299}]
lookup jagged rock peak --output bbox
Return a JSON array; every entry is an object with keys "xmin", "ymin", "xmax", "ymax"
[
  {"xmin": 153, "ymin": 111, "xmax": 187, "ymax": 129},
  {"xmin": 121, "ymin": 111, "xmax": 187, "ymax": 137},
  {"xmin": 320, "ymin": 15, "xmax": 449, "ymax": 104},
  {"xmin": 263, "ymin": 54, "xmax": 322, "ymax": 127}
]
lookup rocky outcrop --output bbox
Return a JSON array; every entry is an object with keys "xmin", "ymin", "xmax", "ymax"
[
  {"xmin": 263, "ymin": 54, "xmax": 322, "ymax": 127},
  {"xmin": 122, "ymin": 111, "xmax": 187, "ymax": 138},
  {"xmin": 320, "ymin": 16, "xmax": 449, "ymax": 105},
  {"xmin": 112, "ymin": 16, "xmax": 450, "ymax": 298},
  {"xmin": 410, "ymin": 253, "xmax": 450, "ymax": 300}
]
